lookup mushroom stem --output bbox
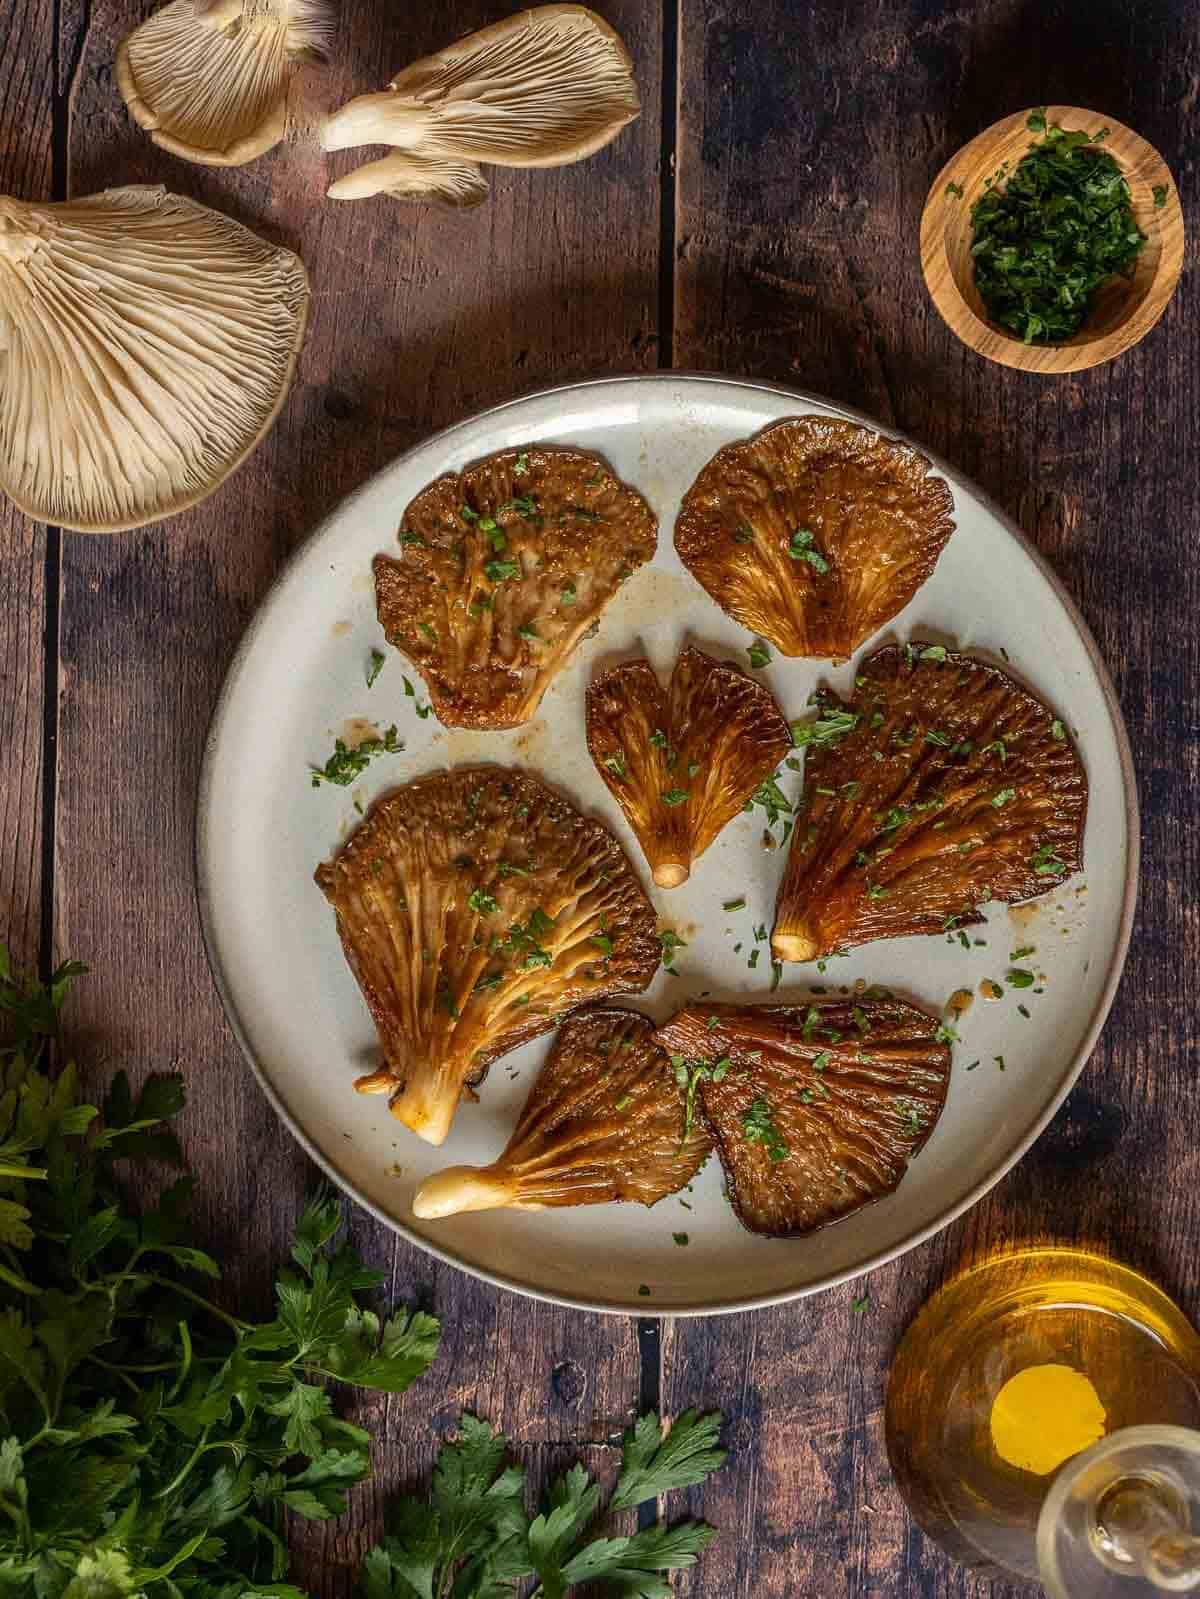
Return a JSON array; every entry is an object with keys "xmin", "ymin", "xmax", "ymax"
[
  {"xmin": 413, "ymin": 1165, "xmax": 515, "ymax": 1219},
  {"xmin": 772, "ymin": 930, "xmax": 820, "ymax": 963},
  {"xmin": 652, "ymin": 861, "xmax": 690, "ymax": 889}
]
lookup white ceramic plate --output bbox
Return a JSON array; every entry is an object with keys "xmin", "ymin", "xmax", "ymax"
[{"xmin": 197, "ymin": 375, "xmax": 1137, "ymax": 1316}]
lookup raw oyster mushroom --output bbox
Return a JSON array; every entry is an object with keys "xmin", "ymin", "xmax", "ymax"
[
  {"xmin": 117, "ymin": 0, "xmax": 333, "ymax": 167},
  {"xmin": 413, "ymin": 1008, "xmax": 712, "ymax": 1218},
  {"xmin": 322, "ymin": 5, "xmax": 640, "ymax": 205},
  {"xmin": 0, "ymin": 186, "xmax": 309, "ymax": 532},
  {"xmin": 315, "ymin": 766, "xmax": 660, "ymax": 1146}
]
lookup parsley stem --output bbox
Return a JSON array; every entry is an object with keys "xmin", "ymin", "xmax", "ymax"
[
  {"xmin": 154, "ymin": 1425, "xmax": 213, "ymax": 1500},
  {"xmin": 124, "ymin": 1272, "xmax": 249, "ymax": 1333}
]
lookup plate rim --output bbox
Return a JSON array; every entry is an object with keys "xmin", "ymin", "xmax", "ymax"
[{"xmin": 195, "ymin": 370, "xmax": 1140, "ymax": 1318}]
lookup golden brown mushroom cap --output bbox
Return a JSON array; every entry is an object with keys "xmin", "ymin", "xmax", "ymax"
[
  {"xmin": 116, "ymin": 0, "xmax": 332, "ymax": 167},
  {"xmin": 674, "ymin": 416, "xmax": 956, "ymax": 659},
  {"xmin": 656, "ymin": 998, "xmax": 951, "ymax": 1238},
  {"xmin": 585, "ymin": 646, "xmax": 792, "ymax": 888},
  {"xmin": 413, "ymin": 1008, "xmax": 712, "ymax": 1218},
  {"xmin": 315, "ymin": 766, "xmax": 660, "ymax": 1146},
  {"xmin": 0, "ymin": 186, "xmax": 308, "ymax": 532},
  {"xmin": 773, "ymin": 644, "xmax": 1087, "ymax": 963},
  {"xmin": 375, "ymin": 444, "xmax": 657, "ymax": 729}
]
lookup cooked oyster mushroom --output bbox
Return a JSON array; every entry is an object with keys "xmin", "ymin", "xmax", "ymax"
[
  {"xmin": 315, "ymin": 766, "xmax": 660, "ymax": 1146},
  {"xmin": 674, "ymin": 416, "xmax": 956, "ymax": 659},
  {"xmin": 413, "ymin": 1007, "xmax": 712, "ymax": 1218},
  {"xmin": 375, "ymin": 444, "xmax": 656, "ymax": 729},
  {"xmin": 117, "ymin": 0, "xmax": 332, "ymax": 167},
  {"xmin": 323, "ymin": 5, "xmax": 640, "ymax": 205},
  {"xmin": 586, "ymin": 645, "xmax": 792, "ymax": 888},
  {"xmin": 773, "ymin": 644, "xmax": 1087, "ymax": 963},
  {"xmin": 656, "ymin": 998, "xmax": 951, "ymax": 1238},
  {"xmin": 0, "ymin": 186, "xmax": 309, "ymax": 532}
]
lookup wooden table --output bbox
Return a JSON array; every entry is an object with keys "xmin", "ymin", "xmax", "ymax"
[{"xmin": 2, "ymin": 3, "xmax": 1196, "ymax": 1594}]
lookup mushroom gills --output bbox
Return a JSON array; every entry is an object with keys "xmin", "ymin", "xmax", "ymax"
[
  {"xmin": 321, "ymin": 5, "xmax": 640, "ymax": 203},
  {"xmin": 413, "ymin": 1008, "xmax": 713, "ymax": 1217},
  {"xmin": 656, "ymin": 999, "xmax": 951, "ymax": 1238},
  {"xmin": 674, "ymin": 415, "xmax": 957, "ymax": 659},
  {"xmin": 0, "ymin": 186, "xmax": 309, "ymax": 532},
  {"xmin": 315, "ymin": 768, "xmax": 661, "ymax": 1146},
  {"xmin": 117, "ymin": 0, "xmax": 332, "ymax": 167},
  {"xmin": 586, "ymin": 645, "xmax": 792, "ymax": 888},
  {"xmin": 773, "ymin": 642, "xmax": 1087, "ymax": 962},
  {"xmin": 374, "ymin": 444, "xmax": 657, "ymax": 729}
]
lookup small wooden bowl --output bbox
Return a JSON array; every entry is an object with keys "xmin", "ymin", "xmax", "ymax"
[{"xmin": 921, "ymin": 106, "xmax": 1184, "ymax": 373}]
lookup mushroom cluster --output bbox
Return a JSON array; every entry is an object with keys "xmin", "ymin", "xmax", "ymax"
[{"xmin": 321, "ymin": 5, "xmax": 641, "ymax": 205}]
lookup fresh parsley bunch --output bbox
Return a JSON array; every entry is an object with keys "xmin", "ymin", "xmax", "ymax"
[
  {"xmin": 0, "ymin": 948, "xmax": 440, "ymax": 1599},
  {"xmin": 361, "ymin": 1408, "xmax": 725, "ymax": 1599}
]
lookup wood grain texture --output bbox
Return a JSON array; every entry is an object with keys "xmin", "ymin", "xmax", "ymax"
[
  {"xmin": 47, "ymin": 0, "xmax": 662, "ymax": 1585},
  {"xmin": 668, "ymin": 1, "xmax": 1200, "ymax": 1594},
  {"xmin": 0, "ymin": 0, "xmax": 54, "ymax": 975}
]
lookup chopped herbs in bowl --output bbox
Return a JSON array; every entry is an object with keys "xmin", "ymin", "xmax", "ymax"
[{"xmin": 970, "ymin": 110, "xmax": 1147, "ymax": 344}]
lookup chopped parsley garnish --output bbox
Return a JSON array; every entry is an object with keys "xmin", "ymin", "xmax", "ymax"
[
  {"xmin": 1051, "ymin": 718, "xmax": 1066, "ymax": 740},
  {"xmin": 649, "ymin": 729, "xmax": 669, "ymax": 748},
  {"xmin": 512, "ymin": 451, "xmax": 530, "ymax": 476},
  {"xmin": 852, "ymin": 1292, "xmax": 871, "ymax": 1313},
  {"xmin": 517, "ymin": 623, "xmax": 542, "ymax": 642},
  {"xmin": 1007, "ymin": 967, "xmax": 1035, "ymax": 988},
  {"xmin": 469, "ymin": 593, "xmax": 494, "ymax": 617},
  {"xmin": 866, "ymin": 883, "xmax": 889, "ymax": 900},
  {"xmin": 418, "ymin": 621, "xmax": 437, "ymax": 644},
  {"xmin": 560, "ymin": 581, "xmax": 577, "ymax": 604},
  {"xmin": 971, "ymin": 117, "xmax": 1147, "ymax": 344},
  {"xmin": 745, "ymin": 776, "xmax": 792, "ymax": 829},
  {"xmin": 604, "ymin": 752, "xmax": 628, "ymax": 778},
  {"xmin": 722, "ymin": 896, "xmax": 746, "ymax": 912},
  {"xmin": 982, "ymin": 738, "xmax": 1007, "ymax": 760},
  {"xmin": 733, "ymin": 523, "xmax": 754, "ymax": 544},
  {"xmin": 742, "ymin": 1098, "xmax": 788, "ymax": 1162},
  {"xmin": 790, "ymin": 709, "xmax": 860, "ymax": 748},
  {"xmin": 467, "ymin": 888, "xmax": 499, "ymax": 916},
  {"xmin": 591, "ymin": 930, "xmax": 614, "ymax": 958},
  {"xmin": 992, "ymin": 787, "xmax": 1016, "ymax": 808},
  {"xmin": 920, "ymin": 644, "xmax": 947, "ymax": 662},
  {"xmin": 485, "ymin": 558, "xmax": 521, "ymax": 582},
  {"xmin": 1011, "ymin": 945, "xmax": 1036, "ymax": 960},
  {"xmin": 366, "ymin": 648, "xmax": 386, "ymax": 687},
  {"xmin": 787, "ymin": 527, "xmax": 829, "ymax": 573},
  {"xmin": 935, "ymin": 1020, "xmax": 960, "ymax": 1044},
  {"xmin": 311, "ymin": 725, "xmax": 401, "ymax": 787},
  {"xmin": 661, "ymin": 788, "xmax": 689, "ymax": 806},
  {"xmin": 673, "ymin": 1232, "xmax": 690, "ymax": 1246},
  {"xmin": 658, "ymin": 929, "xmax": 687, "ymax": 967},
  {"xmin": 400, "ymin": 527, "xmax": 426, "ymax": 544},
  {"xmin": 747, "ymin": 949, "xmax": 760, "ymax": 969},
  {"xmin": 615, "ymin": 1093, "xmax": 632, "ymax": 1110},
  {"xmin": 1153, "ymin": 183, "xmax": 1169, "ymax": 208},
  {"xmin": 770, "ymin": 960, "xmax": 783, "ymax": 992},
  {"xmin": 812, "ymin": 1051, "xmax": 832, "ymax": 1071},
  {"xmin": 747, "ymin": 640, "xmax": 772, "ymax": 670},
  {"xmin": 1031, "ymin": 842, "xmax": 1067, "ymax": 875},
  {"xmin": 995, "ymin": 1054, "xmax": 1006, "ymax": 1070},
  {"xmin": 945, "ymin": 180, "xmax": 964, "ymax": 199}
]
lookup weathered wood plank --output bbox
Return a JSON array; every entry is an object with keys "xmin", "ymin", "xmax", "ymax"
[
  {"xmin": 667, "ymin": 2, "xmax": 1200, "ymax": 1593},
  {"xmin": 50, "ymin": 0, "xmax": 662, "ymax": 1587},
  {"xmin": 0, "ymin": 0, "xmax": 54, "ymax": 974}
]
